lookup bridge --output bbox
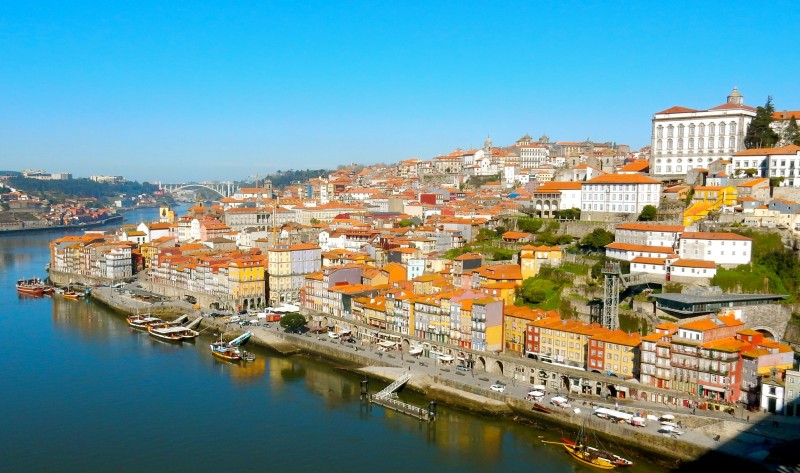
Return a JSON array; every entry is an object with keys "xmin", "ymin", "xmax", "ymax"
[{"xmin": 158, "ymin": 181, "xmax": 239, "ymax": 198}]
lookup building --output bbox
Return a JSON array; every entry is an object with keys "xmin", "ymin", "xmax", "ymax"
[
  {"xmin": 267, "ymin": 243, "xmax": 322, "ymax": 306},
  {"xmin": 580, "ymin": 173, "xmax": 662, "ymax": 220},
  {"xmin": 732, "ymin": 145, "xmax": 800, "ymax": 187},
  {"xmin": 650, "ymin": 88, "xmax": 756, "ymax": 176},
  {"xmin": 614, "ymin": 222, "xmax": 684, "ymax": 248},
  {"xmin": 678, "ymin": 232, "xmax": 752, "ymax": 267}
]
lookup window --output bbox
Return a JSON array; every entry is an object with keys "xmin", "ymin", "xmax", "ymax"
[
  {"xmin": 689, "ymin": 124, "xmax": 696, "ymax": 136},
  {"xmin": 667, "ymin": 139, "xmax": 673, "ymax": 151},
  {"xmin": 709, "ymin": 123, "xmax": 715, "ymax": 136},
  {"xmin": 657, "ymin": 125, "xmax": 663, "ymax": 138},
  {"xmin": 729, "ymin": 137, "xmax": 735, "ymax": 149},
  {"xmin": 698, "ymin": 137, "xmax": 704, "ymax": 149},
  {"xmin": 668, "ymin": 125, "xmax": 674, "ymax": 138},
  {"xmin": 678, "ymin": 124, "xmax": 685, "ymax": 137},
  {"xmin": 689, "ymin": 138, "xmax": 694, "ymax": 149},
  {"xmin": 730, "ymin": 122, "xmax": 737, "ymax": 134},
  {"xmin": 699, "ymin": 123, "xmax": 705, "ymax": 136},
  {"xmin": 719, "ymin": 122, "xmax": 726, "ymax": 135}
]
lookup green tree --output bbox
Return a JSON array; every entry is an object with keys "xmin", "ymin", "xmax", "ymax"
[
  {"xmin": 475, "ymin": 228, "xmax": 499, "ymax": 242},
  {"xmin": 638, "ymin": 205, "xmax": 658, "ymax": 221},
  {"xmin": 744, "ymin": 168, "xmax": 757, "ymax": 177},
  {"xmin": 397, "ymin": 219, "xmax": 414, "ymax": 227},
  {"xmin": 556, "ymin": 208, "xmax": 581, "ymax": 220},
  {"xmin": 279, "ymin": 312, "xmax": 307, "ymax": 332},
  {"xmin": 518, "ymin": 217, "xmax": 544, "ymax": 233},
  {"xmin": 769, "ymin": 177, "xmax": 785, "ymax": 197},
  {"xmin": 784, "ymin": 116, "xmax": 800, "ymax": 146},
  {"xmin": 580, "ymin": 228, "xmax": 614, "ymax": 252},
  {"xmin": 744, "ymin": 96, "xmax": 780, "ymax": 149}
]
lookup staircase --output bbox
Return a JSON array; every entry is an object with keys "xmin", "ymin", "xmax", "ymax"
[{"xmin": 374, "ymin": 373, "xmax": 412, "ymax": 400}]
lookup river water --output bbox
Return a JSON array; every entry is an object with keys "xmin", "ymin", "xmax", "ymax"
[{"xmin": 0, "ymin": 205, "xmax": 670, "ymax": 473}]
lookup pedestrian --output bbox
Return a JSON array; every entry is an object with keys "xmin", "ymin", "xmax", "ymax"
[
  {"xmin": 692, "ymin": 407, "xmax": 696, "ymax": 415},
  {"xmin": 746, "ymin": 415, "xmax": 750, "ymax": 423}
]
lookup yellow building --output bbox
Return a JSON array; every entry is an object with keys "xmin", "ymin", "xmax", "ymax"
[
  {"xmin": 228, "ymin": 254, "xmax": 268, "ymax": 310},
  {"xmin": 502, "ymin": 306, "xmax": 555, "ymax": 356},
  {"xmin": 519, "ymin": 245, "xmax": 563, "ymax": 279}
]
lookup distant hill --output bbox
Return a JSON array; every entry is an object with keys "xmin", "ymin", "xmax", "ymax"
[
  {"xmin": 252, "ymin": 169, "xmax": 335, "ymax": 190},
  {"xmin": 3, "ymin": 177, "xmax": 159, "ymax": 204}
]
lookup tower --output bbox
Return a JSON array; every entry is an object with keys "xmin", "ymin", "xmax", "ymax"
[
  {"xmin": 601, "ymin": 261, "xmax": 620, "ymax": 330},
  {"xmin": 727, "ymin": 86, "xmax": 743, "ymax": 105}
]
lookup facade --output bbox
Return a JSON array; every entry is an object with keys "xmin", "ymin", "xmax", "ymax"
[
  {"xmin": 614, "ymin": 222, "xmax": 684, "ymax": 248},
  {"xmin": 268, "ymin": 243, "xmax": 322, "ymax": 306},
  {"xmin": 580, "ymin": 173, "xmax": 662, "ymax": 220},
  {"xmin": 732, "ymin": 145, "xmax": 800, "ymax": 187},
  {"xmin": 650, "ymin": 88, "xmax": 756, "ymax": 176},
  {"xmin": 678, "ymin": 232, "xmax": 752, "ymax": 267}
]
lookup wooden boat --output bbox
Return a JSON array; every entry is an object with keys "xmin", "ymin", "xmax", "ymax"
[
  {"xmin": 543, "ymin": 420, "xmax": 630, "ymax": 470},
  {"xmin": 560, "ymin": 437, "xmax": 633, "ymax": 467},
  {"xmin": 210, "ymin": 341, "xmax": 243, "ymax": 361},
  {"xmin": 148, "ymin": 325, "xmax": 200, "ymax": 343},
  {"xmin": 16, "ymin": 278, "xmax": 45, "ymax": 296},
  {"xmin": 62, "ymin": 290, "xmax": 85, "ymax": 300},
  {"xmin": 127, "ymin": 313, "xmax": 164, "ymax": 330},
  {"xmin": 532, "ymin": 402, "xmax": 553, "ymax": 414}
]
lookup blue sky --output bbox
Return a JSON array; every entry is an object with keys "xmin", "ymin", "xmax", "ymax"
[{"xmin": 1, "ymin": 1, "xmax": 798, "ymax": 183}]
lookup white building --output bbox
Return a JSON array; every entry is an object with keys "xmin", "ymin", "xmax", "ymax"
[
  {"xmin": 614, "ymin": 222, "xmax": 684, "ymax": 248},
  {"xmin": 534, "ymin": 182, "xmax": 582, "ymax": 210},
  {"xmin": 605, "ymin": 242, "xmax": 676, "ymax": 262},
  {"xmin": 678, "ymin": 232, "xmax": 752, "ymax": 267},
  {"xmin": 732, "ymin": 145, "xmax": 800, "ymax": 187},
  {"xmin": 580, "ymin": 173, "xmax": 662, "ymax": 220},
  {"xmin": 668, "ymin": 259, "xmax": 717, "ymax": 279},
  {"xmin": 650, "ymin": 88, "xmax": 756, "ymax": 176}
]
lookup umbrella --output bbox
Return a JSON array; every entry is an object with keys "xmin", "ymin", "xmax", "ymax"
[{"xmin": 660, "ymin": 414, "xmax": 675, "ymax": 420}]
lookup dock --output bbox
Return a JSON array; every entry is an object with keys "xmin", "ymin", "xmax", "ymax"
[{"xmin": 368, "ymin": 373, "xmax": 436, "ymax": 422}]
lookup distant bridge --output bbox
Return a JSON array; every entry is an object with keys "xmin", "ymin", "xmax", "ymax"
[{"xmin": 158, "ymin": 181, "xmax": 239, "ymax": 198}]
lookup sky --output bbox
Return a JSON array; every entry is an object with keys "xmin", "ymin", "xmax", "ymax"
[{"xmin": 1, "ymin": 1, "xmax": 798, "ymax": 183}]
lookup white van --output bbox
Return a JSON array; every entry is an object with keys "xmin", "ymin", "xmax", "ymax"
[{"xmin": 327, "ymin": 331, "xmax": 340, "ymax": 339}]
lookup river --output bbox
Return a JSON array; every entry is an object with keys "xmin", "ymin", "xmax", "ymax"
[{"xmin": 0, "ymin": 204, "xmax": 670, "ymax": 472}]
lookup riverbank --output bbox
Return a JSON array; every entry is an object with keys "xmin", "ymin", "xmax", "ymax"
[
  {"xmin": 0, "ymin": 214, "xmax": 123, "ymax": 234},
  {"xmin": 87, "ymin": 285, "xmax": 800, "ymax": 471}
]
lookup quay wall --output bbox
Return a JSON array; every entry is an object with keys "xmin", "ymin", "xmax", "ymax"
[{"xmin": 86, "ymin": 286, "xmax": 776, "ymax": 466}]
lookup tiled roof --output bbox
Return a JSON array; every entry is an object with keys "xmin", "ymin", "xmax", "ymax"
[{"xmin": 680, "ymin": 232, "xmax": 752, "ymax": 241}]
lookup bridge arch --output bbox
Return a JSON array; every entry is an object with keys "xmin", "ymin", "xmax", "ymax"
[
  {"xmin": 749, "ymin": 325, "xmax": 780, "ymax": 341},
  {"xmin": 163, "ymin": 183, "xmax": 233, "ymax": 198}
]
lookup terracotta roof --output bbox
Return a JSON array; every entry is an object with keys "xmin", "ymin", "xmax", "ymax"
[
  {"xmin": 656, "ymin": 106, "xmax": 699, "ymax": 114},
  {"xmin": 605, "ymin": 242, "xmax": 675, "ymax": 253},
  {"xmin": 734, "ymin": 144, "xmax": 800, "ymax": 156},
  {"xmin": 616, "ymin": 222, "xmax": 684, "ymax": 233},
  {"xmin": 631, "ymin": 257, "xmax": 667, "ymax": 265},
  {"xmin": 738, "ymin": 178, "xmax": 768, "ymax": 187},
  {"xmin": 709, "ymin": 102, "xmax": 757, "ymax": 112},
  {"xmin": 773, "ymin": 111, "xmax": 800, "ymax": 121},
  {"xmin": 535, "ymin": 181, "xmax": 582, "ymax": 191},
  {"xmin": 680, "ymin": 232, "xmax": 752, "ymax": 241},
  {"xmin": 584, "ymin": 173, "xmax": 660, "ymax": 185},
  {"xmin": 618, "ymin": 159, "xmax": 650, "ymax": 172},
  {"xmin": 670, "ymin": 259, "xmax": 716, "ymax": 269}
]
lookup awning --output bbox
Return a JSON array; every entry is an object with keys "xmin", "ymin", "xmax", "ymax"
[
  {"xmin": 702, "ymin": 385, "xmax": 726, "ymax": 393},
  {"xmin": 378, "ymin": 340, "xmax": 397, "ymax": 348},
  {"xmin": 408, "ymin": 347, "xmax": 423, "ymax": 355},
  {"xmin": 438, "ymin": 354, "xmax": 454, "ymax": 362}
]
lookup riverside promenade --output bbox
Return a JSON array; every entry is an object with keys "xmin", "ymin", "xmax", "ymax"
[{"xmin": 90, "ymin": 284, "xmax": 800, "ymax": 471}]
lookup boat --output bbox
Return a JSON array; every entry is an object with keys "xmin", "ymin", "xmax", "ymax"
[
  {"xmin": 543, "ymin": 420, "xmax": 632, "ymax": 469},
  {"xmin": 62, "ymin": 290, "xmax": 85, "ymax": 300},
  {"xmin": 209, "ymin": 331, "xmax": 253, "ymax": 361},
  {"xmin": 16, "ymin": 278, "xmax": 46, "ymax": 296},
  {"xmin": 127, "ymin": 313, "xmax": 164, "ymax": 330},
  {"xmin": 148, "ymin": 325, "xmax": 200, "ymax": 343},
  {"xmin": 532, "ymin": 402, "xmax": 553, "ymax": 414},
  {"xmin": 210, "ymin": 341, "xmax": 243, "ymax": 361}
]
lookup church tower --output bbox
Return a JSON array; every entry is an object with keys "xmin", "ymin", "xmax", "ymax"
[{"xmin": 727, "ymin": 86, "xmax": 743, "ymax": 105}]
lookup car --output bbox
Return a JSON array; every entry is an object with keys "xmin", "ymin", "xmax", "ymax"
[
  {"xmin": 327, "ymin": 331, "xmax": 340, "ymax": 339},
  {"xmin": 456, "ymin": 364, "xmax": 470, "ymax": 372},
  {"xmin": 343, "ymin": 337, "xmax": 356, "ymax": 343},
  {"xmin": 490, "ymin": 383, "xmax": 506, "ymax": 393}
]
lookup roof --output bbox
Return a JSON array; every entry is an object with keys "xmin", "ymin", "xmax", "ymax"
[
  {"xmin": 584, "ymin": 173, "xmax": 660, "ymax": 185},
  {"xmin": 656, "ymin": 106, "xmax": 700, "ymax": 114},
  {"xmin": 734, "ymin": 144, "xmax": 800, "ymax": 156},
  {"xmin": 605, "ymin": 242, "xmax": 675, "ymax": 254},
  {"xmin": 652, "ymin": 293, "xmax": 787, "ymax": 305},
  {"xmin": 773, "ymin": 111, "xmax": 800, "ymax": 121},
  {"xmin": 618, "ymin": 159, "xmax": 650, "ymax": 172},
  {"xmin": 680, "ymin": 232, "xmax": 752, "ymax": 241},
  {"xmin": 616, "ymin": 222, "xmax": 684, "ymax": 233},
  {"xmin": 670, "ymin": 259, "xmax": 716, "ymax": 269},
  {"xmin": 738, "ymin": 178, "xmax": 768, "ymax": 188}
]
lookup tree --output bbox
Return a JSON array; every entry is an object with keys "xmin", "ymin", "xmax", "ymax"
[
  {"xmin": 769, "ymin": 177, "xmax": 785, "ymax": 197},
  {"xmin": 518, "ymin": 217, "xmax": 544, "ymax": 233},
  {"xmin": 638, "ymin": 205, "xmax": 658, "ymax": 221},
  {"xmin": 580, "ymin": 228, "xmax": 614, "ymax": 252},
  {"xmin": 784, "ymin": 117, "xmax": 800, "ymax": 146},
  {"xmin": 744, "ymin": 96, "xmax": 780, "ymax": 149},
  {"xmin": 279, "ymin": 312, "xmax": 307, "ymax": 332},
  {"xmin": 744, "ymin": 168, "xmax": 757, "ymax": 177},
  {"xmin": 397, "ymin": 219, "xmax": 414, "ymax": 228},
  {"xmin": 556, "ymin": 208, "xmax": 580, "ymax": 220}
]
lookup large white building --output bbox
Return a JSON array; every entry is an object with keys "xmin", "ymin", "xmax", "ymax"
[
  {"xmin": 678, "ymin": 232, "xmax": 752, "ymax": 267},
  {"xmin": 732, "ymin": 145, "xmax": 800, "ymax": 187},
  {"xmin": 650, "ymin": 88, "xmax": 756, "ymax": 176},
  {"xmin": 580, "ymin": 173, "xmax": 662, "ymax": 220}
]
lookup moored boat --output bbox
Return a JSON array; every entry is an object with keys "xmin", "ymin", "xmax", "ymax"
[
  {"xmin": 210, "ymin": 341, "xmax": 243, "ymax": 361},
  {"xmin": 127, "ymin": 313, "xmax": 164, "ymax": 330},
  {"xmin": 543, "ymin": 420, "xmax": 630, "ymax": 469},
  {"xmin": 62, "ymin": 290, "xmax": 85, "ymax": 300},
  {"xmin": 16, "ymin": 278, "xmax": 45, "ymax": 296},
  {"xmin": 148, "ymin": 325, "xmax": 199, "ymax": 343}
]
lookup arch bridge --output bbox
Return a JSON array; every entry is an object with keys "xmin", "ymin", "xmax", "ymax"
[{"xmin": 159, "ymin": 182, "xmax": 238, "ymax": 198}]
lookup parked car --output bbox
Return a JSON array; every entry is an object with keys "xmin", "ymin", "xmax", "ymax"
[
  {"xmin": 456, "ymin": 364, "xmax": 470, "ymax": 372},
  {"xmin": 490, "ymin": 383, "xmax": 506, "ymax": 393}
]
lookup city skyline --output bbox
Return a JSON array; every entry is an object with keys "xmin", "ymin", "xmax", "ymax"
[{"xmin": 1, "ymin": 1, "xmax": 798, "ymax": 183}]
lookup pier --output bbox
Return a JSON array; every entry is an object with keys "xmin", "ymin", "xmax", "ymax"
[{"xmin": 367, "ymin": 373, "xmax": 436, "ymax": 422}]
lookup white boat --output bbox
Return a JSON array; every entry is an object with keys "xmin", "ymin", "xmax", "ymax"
[
  {"xmin": 127, "ymin": 313, "xmax": 164, "ymax": 330},
  {"xmin": 408, "ymin": 346, "xmax": 423, "ymax": 356},
  {"xmin": 148, "ymin": 325, "xmax": 200, "ymax": 342}
]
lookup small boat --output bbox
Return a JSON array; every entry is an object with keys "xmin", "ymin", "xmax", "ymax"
[
  {"xmin": 543, "ymin": 420, "xmax": 631, "ymax": 469},
  {"xmin": 210, "ymin": 341, "xmax": 243, "ymax": 361},
  {"xmin": 62, "ymin": 290, "xmax": 85, "ymax": 300},
  {"xmin": 16, "ymin": 278, "xmax": 45, "ymax": 296},
  {"xmin": 532, "ymin": 402, "xmax": 553, "ymax": 414},
  {"xmin": 148, "ymin": 325, "xmax": 200, "ymax": 343},
  {"xmin": 127, "ymin": 313, "xmax": 164, "ymax": 330}
]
